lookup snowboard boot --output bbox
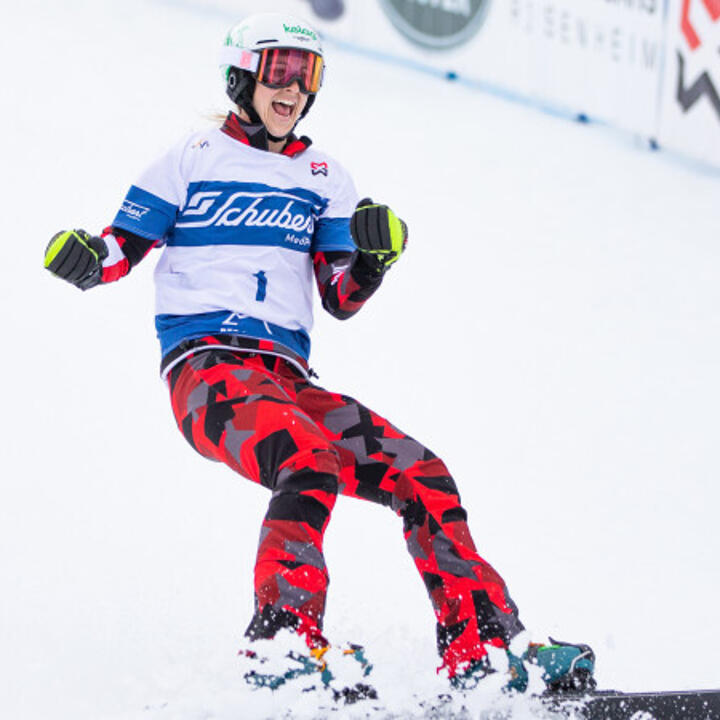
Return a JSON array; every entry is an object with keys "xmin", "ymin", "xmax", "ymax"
[
  {"xmin": 241, "ymin": 641, "xmax": 377, "ymax": 704},
  {"xmin": 449, "ymin": 638, "xmax": 595, "ymax": 695},
  {"xmin": 507, "ymin": 637, "xmax": 596, "ymax": 694}
]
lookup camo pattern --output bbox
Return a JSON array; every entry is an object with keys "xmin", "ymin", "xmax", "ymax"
[{"xmin": 168, "ymin": 347, "xmax": 524, "ymax": 673}]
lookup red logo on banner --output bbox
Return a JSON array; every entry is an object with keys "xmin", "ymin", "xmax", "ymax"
[
  {"xmin": 681, "ymin": 0, "xmax": 720, "ymax": 50},
  {"xmin": 677, "ymin": 0, "xmax": 720, "ymax": 119}
]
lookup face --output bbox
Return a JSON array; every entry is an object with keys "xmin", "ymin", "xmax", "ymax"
[{"xmin": 252, "ymin": 81, "xmax": 309, "ymax": 137}]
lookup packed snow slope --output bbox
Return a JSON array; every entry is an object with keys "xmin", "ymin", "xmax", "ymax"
[{"xmin": 2, "ymin": 0, "xmax": 719, "ymax": 718}]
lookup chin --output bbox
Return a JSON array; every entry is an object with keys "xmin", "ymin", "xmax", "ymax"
[{"xmin": 271, "ymin": 121, "xmax": 297, "ymax": 137}]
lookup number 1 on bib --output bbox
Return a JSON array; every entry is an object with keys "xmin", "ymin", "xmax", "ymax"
[{"xmin": 253, "ymin": 271, "xmax": 267, "ymax": 302}]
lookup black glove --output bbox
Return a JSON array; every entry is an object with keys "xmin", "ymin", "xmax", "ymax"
[
  {"xmin": 350, "ymin": 198, "xmax": 408, "ymax": 272},
  {"xmin": 44, "ymin": 229, "xmax": 108, "ymax": 290}
]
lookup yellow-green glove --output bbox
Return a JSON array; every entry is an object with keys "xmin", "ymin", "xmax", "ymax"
[
  {"xmin": 44, "ymin": 229, "xmax": 108, "ymax": 290},
  {"xmin": 350, "ymin": 198, "xmax": 408, "ymax": 271}
]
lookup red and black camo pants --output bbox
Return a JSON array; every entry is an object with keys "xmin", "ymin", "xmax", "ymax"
[{"xmin": 167, "ymin": 348, "xmax": 524, "ymax": 674}]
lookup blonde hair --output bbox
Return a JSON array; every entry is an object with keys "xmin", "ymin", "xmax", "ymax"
[{"xmin": 207, "ymin": 102, "xmax": 250, "ymax": 126}]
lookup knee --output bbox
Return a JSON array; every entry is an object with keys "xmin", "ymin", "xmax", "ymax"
[
  {"xmin": 275, "ymin": 447, "xmax": 341, "ymax": 495},
  {"xmin": 267, "ymin": 449, "xmax": 340, "ymax": 532}
]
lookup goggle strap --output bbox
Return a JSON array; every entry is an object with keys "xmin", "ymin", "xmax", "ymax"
[{"xmin": 219, "ymin": 46, "xmax": 260, "ymax": 73}]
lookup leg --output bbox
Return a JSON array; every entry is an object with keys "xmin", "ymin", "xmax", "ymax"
[
  {"xmin": 168, "ymin": 350, "xmax": 339, "ymax": 646},
  {"xmin": 295, "ymin": 384, "xmax": 525, "ymax": 673}
]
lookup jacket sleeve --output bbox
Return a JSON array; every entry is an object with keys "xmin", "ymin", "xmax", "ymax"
[
  {"xmin": 313, "ymin": 249, "xmax": 385, "ymax": 319},
  {"xmin": 99, "ymin": 227, "xmax": 158, "ymax": 283}
]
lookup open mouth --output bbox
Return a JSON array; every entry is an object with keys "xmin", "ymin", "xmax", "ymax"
[{"xmin": 272, "ymin": 99, "xmax": 296, "ymax": 119}]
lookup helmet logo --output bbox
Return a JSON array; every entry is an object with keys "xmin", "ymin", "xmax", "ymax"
[
  {"xmin": 227, "ymin": 24, "xmax": 249, "ymax": 47},
  {"xmin": 380, "ymin": 0, "xmax": 491, "ymax": 50},
  {"xmin": 283, "ymin": 23, "xmax": 319, "ymax": 42}
]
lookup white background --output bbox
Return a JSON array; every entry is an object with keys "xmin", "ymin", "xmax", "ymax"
[{"xmin": 2, "ymin": 0, "xmax": 720, "ymax": 718}]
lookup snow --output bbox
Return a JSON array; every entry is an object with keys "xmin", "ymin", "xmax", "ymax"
[{"xmin": 3, "ymin": 0, "xmax": 720, "ymax": 718}]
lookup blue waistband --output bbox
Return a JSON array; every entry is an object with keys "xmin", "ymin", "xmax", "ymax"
[{"xmin": 156, "ymin": 311, "xmax": 311, "ymax": 360}]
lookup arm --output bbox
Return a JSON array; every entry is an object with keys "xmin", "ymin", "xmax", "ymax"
[
  {"xmin": 100, "ymin": 227, "xmax": 158, "ymax": 283},
  {"xmin": 313, "ymin": 250, "xmax": 385, "ymax": 320},
  {"xmin": 313, "ymin": 198, "xmax": 408, "ymax": 319},
  {"xmin": 43, "ymin": 226, "xmax": 157, "ymax": 290}
]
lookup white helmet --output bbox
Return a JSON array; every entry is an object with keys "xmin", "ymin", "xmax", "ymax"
[
  {"xmin": 220, "ymin": 13, "xmax": 325, "ymax": 128},
  {"xmin": 221, "ymin": 12, "xmax": 323, "ymax": 60}
]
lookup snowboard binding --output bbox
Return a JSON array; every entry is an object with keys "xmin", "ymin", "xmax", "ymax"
[
  {"xmin": 508, "ymin": 637, "xmax": 596, "ymax": 694},
  {"xmin": 450, "ymin": 637, "xmax": 596, "ymax": 695}
]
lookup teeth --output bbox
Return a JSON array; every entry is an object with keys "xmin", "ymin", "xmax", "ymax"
[{"xmin": 276, "ymin": 99, "xmax": 295, "ymax": 107}]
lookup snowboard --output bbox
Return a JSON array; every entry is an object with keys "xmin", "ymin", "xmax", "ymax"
[
  {"xmin": 382, "ymin": 687, "xmax": 720, "ymax": 719},
  {"xmin": 545, "ymin": 687, "xmax": 720, "ymax": 720}
]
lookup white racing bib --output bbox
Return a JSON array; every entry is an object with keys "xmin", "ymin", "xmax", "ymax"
[{"xmin": 112, "ymin": 125, "xmax": 358, "ymax": 359}]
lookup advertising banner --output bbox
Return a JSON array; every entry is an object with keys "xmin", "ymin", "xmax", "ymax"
[
  {"xmin": 500, "ymin": 1, "xmax": 665, "ymax": 135},
  {"xmin": 658, "ymin": 0, "xmax": 720, "ymax": 166},
  {"xmin": 327, "ymin": 1, "xmax": 666, "ymax": 137}
]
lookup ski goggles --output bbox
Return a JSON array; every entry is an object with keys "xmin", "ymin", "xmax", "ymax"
[
  {"xmin": 221, "ymin": 46, "xmax": 325, "ymax": 95},
  {"xmin": 256, "ymin": 47, "xmax": 324, "ymax": 94}
]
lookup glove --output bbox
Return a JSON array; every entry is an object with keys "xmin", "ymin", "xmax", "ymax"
[
  {"xmin": 44, "ymin": 229, "xmax": 108, "ymax": 290},
  {"xmin": 350, "ymin": 198, "xmax": 408, "ymax": 271}
]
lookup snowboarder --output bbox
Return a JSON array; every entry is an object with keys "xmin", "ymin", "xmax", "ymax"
[{"xmin": 43, "ymin": 11, "xmax": 594, "ymax": 698}]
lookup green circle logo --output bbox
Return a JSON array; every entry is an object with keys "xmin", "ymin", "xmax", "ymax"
[{"xmin": 380, "ymin": 0, "xmax": 492, "ymax": 50}]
